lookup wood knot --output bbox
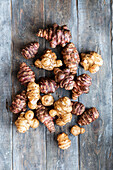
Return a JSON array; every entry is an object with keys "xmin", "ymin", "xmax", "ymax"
[{"xmin": 91, "ymin": 118, "xmax": 104, "ymax": 134}]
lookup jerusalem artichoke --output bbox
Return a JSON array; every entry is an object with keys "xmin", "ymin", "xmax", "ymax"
[
  {"xmin": 27, "ymin": 82, "xmax": 40, "ymax": 109},
  {"xmin": 35, "ymin": 49, "xmax": 62, "ymax": 71},
  {"xmin": 57, "ymin": 133, "xmax": 71, "ymax": 150},
  {"xmin": 37, "ymin": 23, "xmax": 71, "ymax": 48}
]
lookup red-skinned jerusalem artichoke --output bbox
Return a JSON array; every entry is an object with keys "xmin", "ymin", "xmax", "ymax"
[
  {"xmin": 54, "ymin": 68, "xmax": 75, "ymax": 90},
  {"xmin": 38, "ymin": 77, "xmax": 58, "ymax": 94},
  {"xmin": 71, "ymin": 101, "xmax": 85, "ymax": 115},
  {"xmin": 61, "ymin": 42, "xmax": 80, "ymax": 74},
  {"xmin": 37, "ymin": 23, "xmax": 71, "ymax": 48},
  {"xmin": 35, "ymin": 102, "xmax": 55, "ymax": 133},
  {"xmin": 21, "ymin": 42, "xmax": 39, "ymax": 59},
  {"xmin": 17, "ymin": 62, "xmax": 35, "ymax": 86},
  {"xmin": 72, "ymin": 74, "xmax": 92, "ymax": 100},
  {"xmin": 10, "ymin": 91, "xmax": 27, "ymax": 114},
  {"xmin": 78, "ymin": 107, "xmax": 99, "ymax": 126}
]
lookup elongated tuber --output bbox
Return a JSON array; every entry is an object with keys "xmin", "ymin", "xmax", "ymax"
[
  {"xmin": 17, "ymin": 62, "xmax": 35, "ymax": 86},
  {"xmin": 27, "ymin": 82, "xmax": 40, "ymax": 109},
  {"xmin": 78, "ymin": 107, "xmax": 99, "ymax": 126},
  {"xmin": 35, "ymin": 49, "xmax": 62, "ymax": 71},
  {"xmin": 39, "ymin": 77, "xmax": 58, "ymax": 94},
  {"xmin": 21, "ymin": 42, "xmax": 39, "ymax": 59},
  {"xmin": 54, "ymin": 68, "xmax": 75, "ymax": 90},
  {"xmin": 37, "ymin": 23, "xmax": 71, "ymax": 48},
  {"xmin": 71, "ymin": 125, "xmax": 85, "ymax": 136},
  {"xmin": 61, "ymin": 42, "xmax": 80, "ymax": 74},
  {"xmin": 72, "ymin": 74, "xmax": 92, "ymax": 100},
  {"xmin": 57, "ymin": 133, "xmax": 71, "ymax": 150},
  {"xmin": 10, "ymin": 91, "xmax": 27, "ymax": 114},
  {"xmin": 80, "ymin": 52, "xmax": 103, "ymax": 73},
  {"xmin": 36, "ymin": 102, "xmax": 55, "ymax": 133},
  {"xmin": 15, "ymin": 111, "xmax": 39, "ymax": 133}
]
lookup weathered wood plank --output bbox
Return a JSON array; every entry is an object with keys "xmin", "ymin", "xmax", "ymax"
[
  {"xmin": 112, "ymin": 0, "xmax": 113, "ymax": 168},
  {"xmin": 11, "ymin": 0, "xmax": 46, "ymax": 170},
  {"xmin": 0, "ymin": 0, "xmax": 12, "ymax": 169},
  {"xmin": 45, "ymin": 1, "xmax": 79, "ymax": 170},
  {"xmin": 78, "ymin": 0, "xmax": 112, "ymax": 170}
]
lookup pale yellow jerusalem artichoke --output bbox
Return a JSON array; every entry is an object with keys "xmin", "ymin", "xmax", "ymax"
[
  {"xmin": 35, "ymin": 49, "xmax": 62, "ymax": 71},
  {"xmin": 27, "ymin": 82, "xmax": 40, "ymax": 109},
  {"xmin": 15, "ymin": 111, "xmax": 39, "ymax": 133}
]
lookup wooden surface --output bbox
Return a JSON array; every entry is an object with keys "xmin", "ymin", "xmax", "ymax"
[{"xmin": 0, "ymin": 0, "xmax": 112, "ymax": 170}]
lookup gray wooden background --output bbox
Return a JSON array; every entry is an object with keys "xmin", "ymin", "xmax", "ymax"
[{"xmin": 0, "ymin": 0, "xmax": 112, "ymax": 170}]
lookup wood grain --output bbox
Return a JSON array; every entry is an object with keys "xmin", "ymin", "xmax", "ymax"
[
  {"xmin": 0, "ymin": 0, "xmax": 12, "ymax": 169},
  {"xmin": 11, "ymin": 0, "xmax": 46, "ymax": 170},
  {"xmin": 78, "ymin": 0, "xmax": 112, "ymax": 170}
]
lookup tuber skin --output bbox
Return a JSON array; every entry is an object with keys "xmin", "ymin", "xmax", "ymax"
[
  {"xmin": 57, "ymin": 133, "xmax": 71, "ymax": 150},
  {"xmin": 21, "ymin": 42, "xmax": 39, "ymax": 59},
  {"xmin": 71, "ymin": 125, "xmax": 85, "ymax": 136},
  {"xmin": 80, "ymin": 52, "xmax": 103, "ymax": 74},
  {"xmin": 61, "ymin": 42, "xmax": 80, "ymax": 74},
  {"xmin": 56, "ymin": 113, "xmax": 72, "ymax": 126},
  {"xmin": 49, "ymin": 109, "xmax": 58, "ymax": 118},
  {"xmin": 72, "ymin": 74, "xmax": 92, "ymax": 100},
  {"xmin": 54, "ymin": 97, "xmax": 72, "ymax": 113},
  {"xmin": 27, "ymin": 82, "xmax": 40, "ymax": 109},
  {"xmin": 10, "ymin": 91, "xmax": 27, "ymax": 114},
  {"xmin": 71, "ymin": 101, "xmax": 85, "ymax": 115},
  {"xmin": 41, "ymin": 94, "xmax": 54, "ymax": 106},
  {"xmin": 78, "ymin": 107, "xmax": 99, "ymax": 126},
  {"xmin": 17, "ymin": 62, "xmax": 35, "ymax": 86},
  {"xmin": 35, "ymin": 49, "xmax": 62, "ymax": 71},
  {"xmin": 39, "ymin": 77, "xmax": 58, "ymax": 94},
  {"xmin": 49, "ymin": 97, "xmax": 72, "ymax": 126},
  {"xmin": 15, "ymin": 111, "xmax": 39, "ymax": 133},
  {"xmin": 36, "ymin": 102, "xmax": 55, "ymax": 133},
  {"xmin": 54, "ymin": 68, "xmax": 75, "ymax": 90},
  {"xmin": 37, "ymin": 23, "xmax": 71, "ymax": 48},
  {"xmin": 55, "ymin": 118, "xmax": 66, "ymax": 126}
]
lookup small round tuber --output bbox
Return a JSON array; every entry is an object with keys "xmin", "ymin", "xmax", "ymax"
[
  {"xmin": 71, "ymin": 125, "xmax": 85, "ymax": 136},
  {"xmin": 41, "ymin": 94, "xmax": 54, "ymax": 106},
  {"xmin": 25, "ymin": 110, "xmax": 34, "ymax": 120}
]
